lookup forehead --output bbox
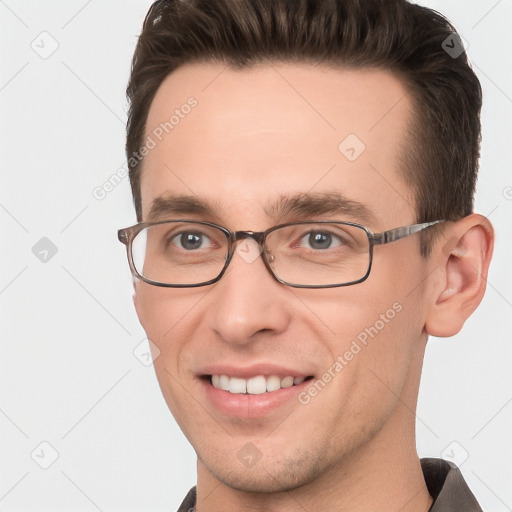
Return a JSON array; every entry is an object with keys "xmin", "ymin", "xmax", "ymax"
[{"xmin": 141, "ymin": 63, "xmax": 415, "ymax": 228}]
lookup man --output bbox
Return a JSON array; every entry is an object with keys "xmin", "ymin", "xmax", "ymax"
[{"xmin": 118, "ymin": 0, "xmax": 494, "ymax": 510}]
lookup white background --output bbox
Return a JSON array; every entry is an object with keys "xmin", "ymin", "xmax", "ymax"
[{"xmin": 0, "ymin": 1, "xmax": 511, "ymax": 510}]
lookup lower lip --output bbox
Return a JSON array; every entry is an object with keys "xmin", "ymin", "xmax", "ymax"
[{"xmin": 200, "ymin": 378, "xmax": 311, "ymax": 418}]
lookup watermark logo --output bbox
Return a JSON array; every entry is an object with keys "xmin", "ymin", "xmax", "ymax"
[
  {"xmin": 93, "ymin": 97, "xmax": 199, "ymax": 201},
  {"xmin": 133, "ymin": 338, "xmax": 160, "ymax": 367},
  {"xmin": 126, "ymin": 97, "xmax": 198, "ymax": 171},
  {"xmin": 441, "ymin": 33, "xmax": 468, "ymax": 59},
  {"xmin": 150, "ymin": 97, "xmax": 198, "ymax": 142},
  {"xmin": 31, "ymin": 31, "xmax": 59, "ymax": 60},
  {"xmin": 441, "ymin": 440, "xmax": 469, "ymax": 467},
  {"xmin": 236, "ymin": 239, "xmax": 262, "ymax": 264},
  {"xmin": 31, "ymin": 441, "xmax": 59, "ymax": 469},
  {"xmin": 32, "ymin": 237, "xmax": 58, "ymax": 263},
  {"xmin": 338, "ymin": 133, "xmax": 366, "ymax": 162},
  {"xmin": 237, "ymin": 442, "xmax": 262, "ymax": 468},
  {"xmin": 92, "ymin": 165, "xmax": 129, "ymax": 201}
]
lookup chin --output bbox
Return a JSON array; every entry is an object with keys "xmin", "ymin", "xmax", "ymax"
[
  {"xmin": 199, "ymin": 445, "xmax": 328, "ymax": 494},
  {"xmin": 212, "ymin": 466, "xmax": 309, "ymax": 494}
]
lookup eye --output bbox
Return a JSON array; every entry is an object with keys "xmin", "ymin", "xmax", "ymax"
[
  {"xmin": 171, "ymin": 231, "xmax": 212, "ymax": 250},
  {"xmin": 299, "ymin": 231, "xmax": 343, "ymax": 250}
]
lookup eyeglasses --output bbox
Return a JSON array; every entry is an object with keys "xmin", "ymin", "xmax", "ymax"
[{"xmin": 117, "ymin": 219, "xmax": 444, "ymax": 288}]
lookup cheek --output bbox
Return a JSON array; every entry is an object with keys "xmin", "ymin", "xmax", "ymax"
[
  {"xmin": 134, "ymin": 284, "xmax": 205, "ymax": 422},
  {"xmin": 134, "ymin": 285, "xmax": 167, "ymax": 341},
  {"xmin": 327, "ymin": 301, "xmax": 420, "ymax": 429},
  {"xmin": 134, "ymin": 283, "xmax": 204, "ymax": 390},
  {"xmin": 135, "ymin": 283, "xmax": 206, "ymax": 343},
  {"xmin": 355, "ymin": 276, "xmax": 426, "ymax": 404},
  {"xmin": 315, "ymin": 257, "xmax": 425, "ymax": 397}
]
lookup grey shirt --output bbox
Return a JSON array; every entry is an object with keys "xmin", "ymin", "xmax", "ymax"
[{"xmin": 176, "ymin": 458, "xmax": 482, "ymax": 511}]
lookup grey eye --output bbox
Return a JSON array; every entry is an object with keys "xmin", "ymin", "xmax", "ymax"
[
  {"xmin": 172, "ymin": 232, "xmax": 210, "ymax": 250},
  {"xmin": 300, "ymin": 231, "xmax": 342, "ymax": 250}
]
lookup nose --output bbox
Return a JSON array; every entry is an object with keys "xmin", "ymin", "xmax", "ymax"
[{"xmin": 207, "ymin": 238, "xmax": 292, "ymax": 346}]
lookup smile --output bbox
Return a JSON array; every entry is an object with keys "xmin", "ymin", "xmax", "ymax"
[{"xmin": 210, "ymin": 374, "xmax": 311, "ymax": 394}]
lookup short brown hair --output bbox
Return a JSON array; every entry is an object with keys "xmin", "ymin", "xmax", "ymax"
[{"xmin": 126, "ymin": 0, "xmax": 482, "ymax": 255}]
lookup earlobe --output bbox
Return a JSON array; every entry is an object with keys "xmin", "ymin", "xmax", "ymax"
[{"xmin": 425, "ymin": 214, "xmax": 494, "ymax": 338}]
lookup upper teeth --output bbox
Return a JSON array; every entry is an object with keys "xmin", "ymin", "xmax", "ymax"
[{"xmin": 211, "ymin": 375, "xmax": 306, "ymax": 394}]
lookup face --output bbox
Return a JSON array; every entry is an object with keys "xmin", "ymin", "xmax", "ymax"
[{"xmin": 134, "ymin": 63, "xmax": 434, "ymax": 493}]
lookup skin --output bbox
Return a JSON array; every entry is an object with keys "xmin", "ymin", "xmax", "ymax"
[{"xmin": 133, "ymin": 63, "xmax": 494, "ymax": 511}]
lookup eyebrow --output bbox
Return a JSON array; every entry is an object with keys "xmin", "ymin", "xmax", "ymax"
[
  {"xmin": 266, "ymin": 192, "xmax": 377, "ymax": 225},
  {"xmin": 147, "ymin": 194, "xmax": 215, "ymax": 222},
  {"xmin": 146, "ymin": 192, "xmax": 376, "ymax": 225}
]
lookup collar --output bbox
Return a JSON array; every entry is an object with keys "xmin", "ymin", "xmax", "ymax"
[{"xmin": 421, "ymin": 458, "xmax": 482, "ymax": 511}]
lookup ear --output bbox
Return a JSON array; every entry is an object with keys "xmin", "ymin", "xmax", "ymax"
[{"xmin": 425, "ymin": 214, "xmax": 494, "ymax": 337}]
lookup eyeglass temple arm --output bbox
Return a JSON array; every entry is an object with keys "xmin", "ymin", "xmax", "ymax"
[
  {"xmin": 118, "ymin": 228, "xmax": 134, "ymax": 245},
  {"xmin": 372, "ymin": 220, "xmax": 444, "ymax": 245}
]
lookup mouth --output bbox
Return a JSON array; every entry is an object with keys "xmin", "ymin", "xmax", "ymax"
[
  {"xmin": 197, "ymin": 369, "xmax": 315, "ymax": 418},
  {"xmin": 206, "ymin": 374, "xmax": 314, "ymax": 394}
]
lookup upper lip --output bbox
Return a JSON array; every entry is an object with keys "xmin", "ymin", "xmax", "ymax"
[{"xmin": 196, "ymin": 363, "xmax": 313, "ymax": 379}]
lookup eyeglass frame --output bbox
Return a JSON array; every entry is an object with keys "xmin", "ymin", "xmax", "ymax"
[{"xmin": 117, "ymin": 219, "xmax": 445, "ymax": 289}]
